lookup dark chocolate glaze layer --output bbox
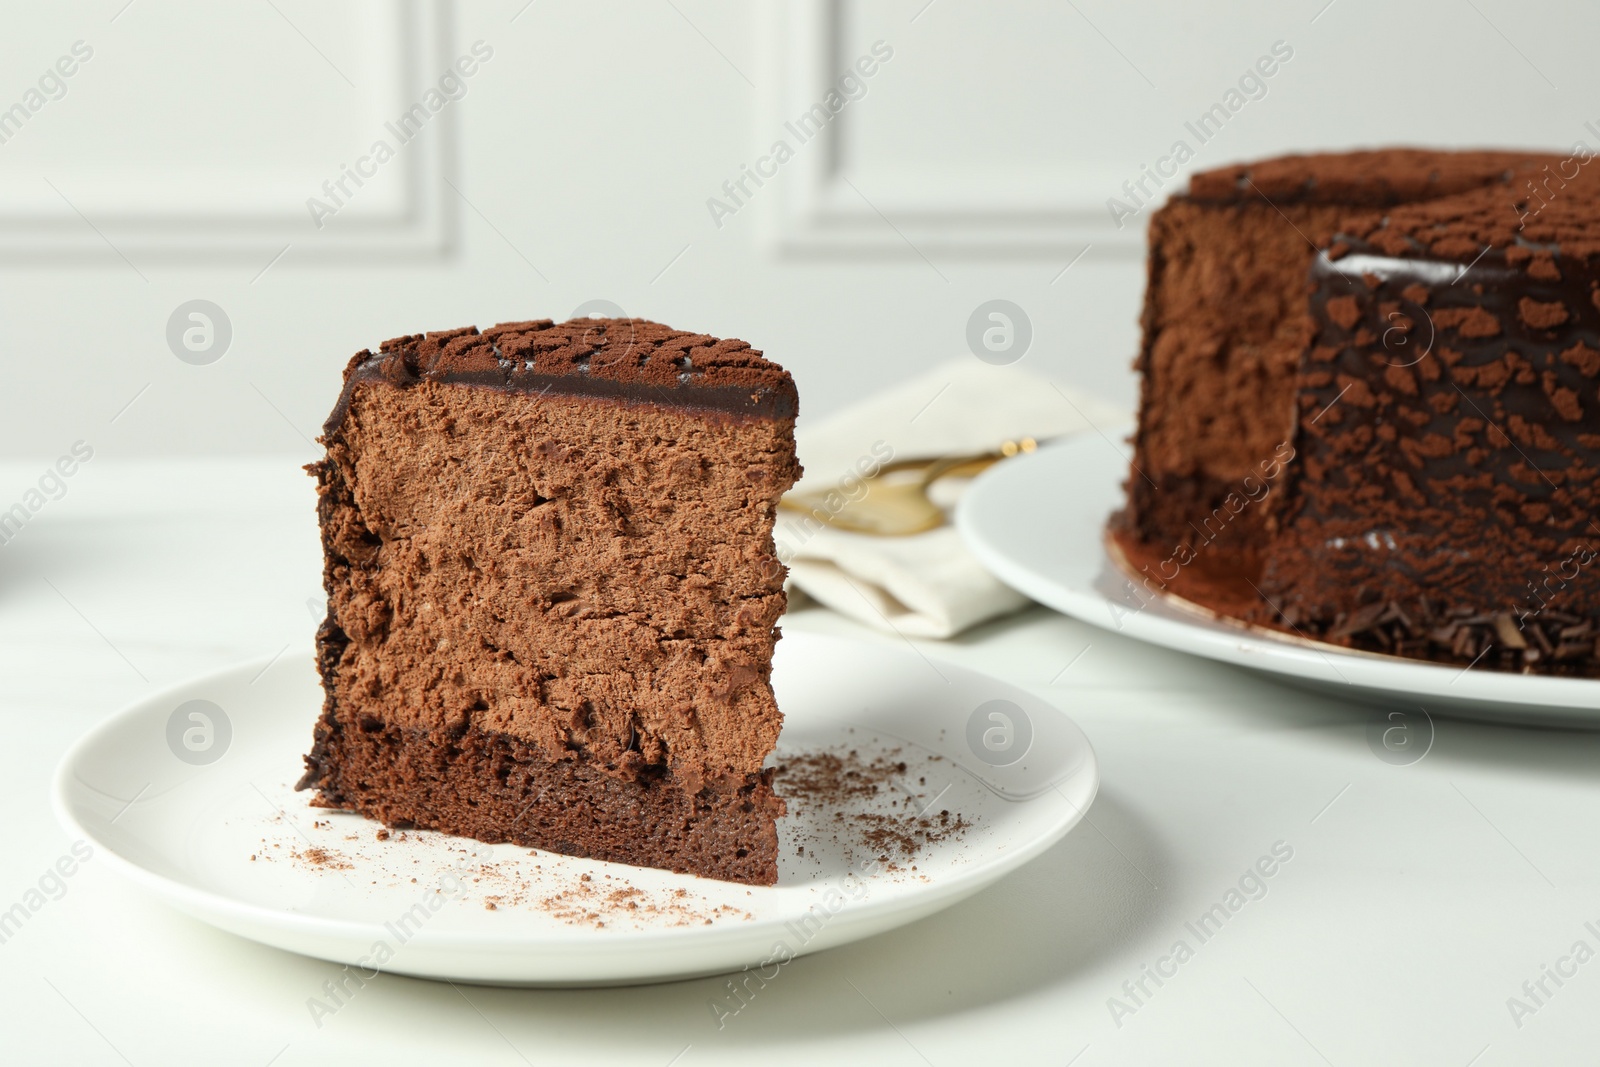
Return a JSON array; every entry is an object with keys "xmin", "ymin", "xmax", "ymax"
[
  {"xmin": 323, "ymin": 318, "xmax": 798, "ymax": 436},
  {"xmin": 1258, "ymin": 239, "xmax": 1600, "ymax": 673},
  {"xmin": 1296, "ymin": 244, "xmax": 1598, "ymax": 538}
]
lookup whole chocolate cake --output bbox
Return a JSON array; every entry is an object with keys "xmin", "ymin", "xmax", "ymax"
[
  {"xmin": 297, "ymin": 317, "xmax": 801, "ymax": 884},
  {"xmin": 1116, "ymin": 147, "xmax": 1600, "ymax": 676}
]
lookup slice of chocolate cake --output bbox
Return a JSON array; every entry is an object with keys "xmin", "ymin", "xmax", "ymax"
[
  {"xmin": 1117, "ymin": 147, "xmax": 1600, "ymax": 676},
  {"xmin": 297, "ymin": 318, "xmax": 802, "ymax": 884}
]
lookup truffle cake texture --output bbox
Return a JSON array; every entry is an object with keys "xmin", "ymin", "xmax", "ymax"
[
  {"xmin": 298, "ymin": 318, "xmax": 802, "ymax": 884},
  {"xmin": 1118, "ymin": 147, "xmax": 1600, "ymax": 675},
  {"xmin": 1124, "ymin": 149, "xmax": 1554, "ymax": 566}
]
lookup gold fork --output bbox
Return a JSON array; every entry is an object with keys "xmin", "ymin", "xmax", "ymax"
[{"xmin": 780, "ymin": 437, "xmax": 1042, "ymax": 536}]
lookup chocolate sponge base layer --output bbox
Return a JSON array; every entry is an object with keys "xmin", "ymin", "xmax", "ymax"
[{"xmin": 300, "ymin": 718, "xmax": 785, "ymax": 886}]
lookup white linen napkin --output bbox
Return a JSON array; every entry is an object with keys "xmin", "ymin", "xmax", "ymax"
[{"xmin": 779, "ymin": 359, "xmax": 1127, "ymax": 638}]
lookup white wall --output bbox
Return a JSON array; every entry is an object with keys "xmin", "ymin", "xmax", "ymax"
[{"xmin": 1, "ymin": 0, "xmax": 1595, "ymax": 459}]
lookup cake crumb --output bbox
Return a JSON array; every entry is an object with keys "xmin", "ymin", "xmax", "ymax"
[
  {"xmin": 774, "ymin": 743, "xmax": 976, "ymax": 867},
  {"xmin": 293, "ymin": 846, "xmax": 353, "ymax": 870}
]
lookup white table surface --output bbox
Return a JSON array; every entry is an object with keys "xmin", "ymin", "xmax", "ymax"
[{"xmin": 5, "ymin": 459, "xmax": 1599, "ymax": 1066}]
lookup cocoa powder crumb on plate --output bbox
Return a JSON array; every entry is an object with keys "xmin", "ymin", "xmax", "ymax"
[{"xmin": 293, "ymin": 846, "xmax": 354, "ymax": 870}]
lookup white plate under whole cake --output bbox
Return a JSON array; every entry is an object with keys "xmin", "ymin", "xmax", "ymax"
[
  {"xmin": 53, "ymin": 631, "xmax": 1097, "ymax": 986},
  {"xmin": 956, "ymin": 431, "xmax": 1600, "ymax": 725}
]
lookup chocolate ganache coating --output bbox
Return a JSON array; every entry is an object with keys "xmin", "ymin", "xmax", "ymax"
[
  {"xmin": 1259, "ymin": 161, "xmax": 1600, "ymax": 671},
  {"xmin": 325, "ymin": 317, "xmax": 798, "ymax": 436}
]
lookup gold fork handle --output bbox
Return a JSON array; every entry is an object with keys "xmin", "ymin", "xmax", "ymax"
[{"xmin": 917, "ymin": 437, "xmax": 1040, "ymax": 486}]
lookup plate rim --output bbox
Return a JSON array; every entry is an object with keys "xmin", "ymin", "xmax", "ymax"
[{"xmin": 52, "ymin": 631, "xmax": 1100, "ymax": 962}]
